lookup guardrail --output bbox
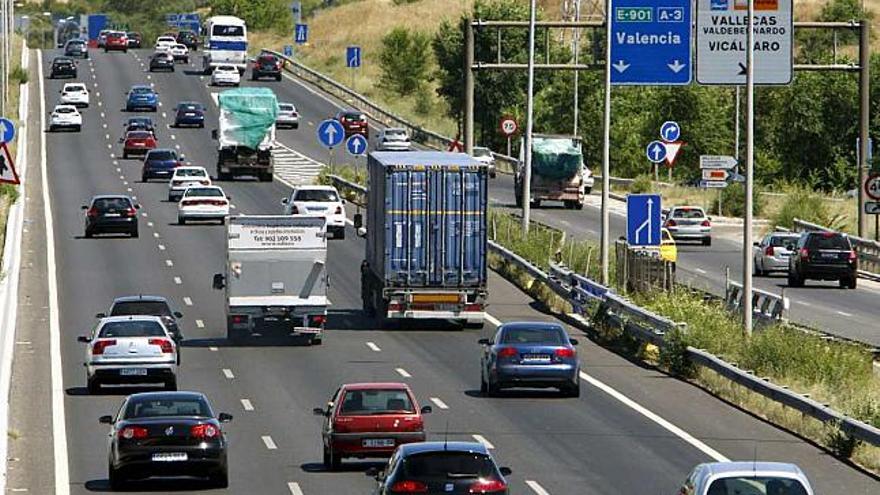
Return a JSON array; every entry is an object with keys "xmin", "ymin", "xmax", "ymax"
[
  {"xmin": 792, "ymin": 218, "xmax": 880, "ymax": 277},
  {"xmin": 724, "ymin": 271, "xmax": 789, "ymax": 325}
]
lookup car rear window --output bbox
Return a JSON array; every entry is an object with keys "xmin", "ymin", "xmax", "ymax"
[
  {"xmin": 175, "ymin": 168, "xmax": 207, "ymax": 177},
  {"xmin": 339, "ymin": 389, "xmax": 414, "ymax": 415},
  {"xmin": 343, "ymin": 112, "xmax": 365, "ymax": 121},
  {"xmin": 473, "ymin": 148, "xmax": 491, "ymax": 157},
  {"xmin": 93, "ymin": 197, "xmax": 133, "ymax": 210},
  {"xmin": 500, "ymin": 326, "xmax": 566, "ymax": 345},
  {"xmin": 279, "ymin": 104, "xmax": 295, "ymax": 112},
  {"xmin": 770, "ymin": 235, "xmax": 800, "ymax": 247},
  {"xmin": 128, "ymin": 118, "xmax": 153, "ymax": 126},
  {"xmin": 295, "ymin": 189, "xmax": 338, "ymax": 202},
  {"xmin": 402, "ymin": 452, "xmax": 497, "ymax": 479},
  {"xmin": 806, "ymin": 233, "xmax": 850, "ymax": 250},
  {"xmin": 179, "ymin": 103, "xmax": 201, "ymax": 111},
  {"xmin": 131, "ymin": 87, "xmax": 153, "ymax": 95},
  {"xmin": 124, "ymin": 397, "xmax": 211, "ymax": 419},
  {"xmin": 110, "ymin": 301, "xmax": 172, "ymax": 317},
  {"xmin": 127, "ymin": 131, "xmax": 151, "ymax": 139},
  {"xmin": 213, "ymin": 25, "xmax": 244, "ymax": 36},
  {"xmin": 148, "ymin": 150, "xmax": 176, "ymax": 160},
  {"xmin": 55, "ymin": 107, "xmax": 75, "ymax": 114},
  {"xmin": 98, "ymin": 320, "xmax": 165, "ymax": 338},
  {"xmin": 184, "ymin": 188, "xmax": 223, "ymax": 197},
  {"xmin": 671, "ymin": 208, "xmax": 705, "ymax": 219},
  {"xmin": 706, "ymin": 476, "xmax": 808, "ymax": 495}
]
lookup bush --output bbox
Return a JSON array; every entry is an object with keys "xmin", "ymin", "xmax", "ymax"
[
  {"xmin": 629, "ymin": 174, "xmax": 654, "ymax": 194},
  {"xmin": 0, "ymin": 184, "xmax": 19, "ymax": 204},
  {"xmin": 379, "ymin": 27, "xmax": 432, "ymax": 96},
  {"xmin": 711, "ymin": 182, "xmax": 765, "ymax": 218},
  {"xmin": 772, "ymin": 186, "xmax": 847, "ymax": 230},
  {"xmin": 10, "ymin": 66, "xmax": 27, "ymax": 85}
]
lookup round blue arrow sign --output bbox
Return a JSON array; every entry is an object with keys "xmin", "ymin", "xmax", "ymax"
[
  {"xmin": 317, "ymin": 119, "xmax": 345, "ymax": 148},
  {"xmin": 660, "ymin": 121, "xmax": 680, "ymax": 143},
  {"xmin": 646, "ymin": 140, "xmax": 667, "ymax": 164},
  {"xmin": 346, "ymin": 134, "xmax": 368, "ymax": 156},
  {"xmin": 0, "ymin": 118, "xmax": 15, "ymax": 144}
]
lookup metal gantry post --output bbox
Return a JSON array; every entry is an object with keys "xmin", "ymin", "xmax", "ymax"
[
  {"xmin": 522, "ymin": 0, "xmax": 537, "ymax": 235},
  {"xmin": 572, "ymin": 0, "xmax": 581, "ymax": 136},
  {"xmin": 857, "ymin": 20, "xmax": 870, "ymax": 238},
  {"xmin": 464, "ymin": 19, "xmax": 474, "ymax": 155},
  {"xmin": 743, "ymin": 0, "xmax": 755, "ymax": 336},
  {"xmin": 599, "ymin": 0, "xmax": 612, "ymax": 285}
]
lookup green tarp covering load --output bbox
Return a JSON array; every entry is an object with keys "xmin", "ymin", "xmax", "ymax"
[
  {"xmin": 531, "ymin": 136, "xmax": 582, "ymax": 181},
  {"xmin": 218, "ymin": 87, "xmax": 278, "ymax": 149}
]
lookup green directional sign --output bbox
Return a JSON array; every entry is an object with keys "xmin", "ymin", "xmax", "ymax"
[{"xmin": 615, "ymin": 7, "xmax": 653, "ymax": 22}]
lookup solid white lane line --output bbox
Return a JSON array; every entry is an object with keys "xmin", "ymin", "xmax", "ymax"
[
  {"xmin": 526, "ymin": 480, "xmax": 551, "ymax": 495},
  {"xmin": 836, "ymin": 310, "xmax": 853, "ymax": 317},
  {"xmin": 695, "ymin": 268, "xmax": 707, "ymax": 275},
  {"xmin": 395, "ymin": 368, "xmax": 411, "ymax": 378},
  {"xmin": 366, "ymin": 341, "xmax": 381, "ymax": 352},
  {"xmin": 579, "ymin": 371, "xmax": 729, "ymax": 462},
  {"xmin": 222, "ymin": 369, "xmax": 234, "ymax": 379},
  {"xmin": 288, "ymin": 482, "xmax": 304, "ymax": 495},
  {"xmin": 240, "ymin": 399, "xmax": 254, "ymax": 411},
  {"xmin": 173, "ymin": 276, "xmax": 182, "ymax": 285},
  {"xmin": 183, "ymin": 297, "xmax": 193, "ymax": 306},
  {"xmin": 196, "ymin": 319, "xmax": 205, "ymax": 328},
  {"xmin": 261, "ymin": 435, "xmax": 277, "ymax": 450},
  {"xmin": 430, "ymin": 397, "xmax": 449, "ymax": 410},
  {"xmin": 485, "ymin": 313, "xmax": 503, "ymax": 327},
  {"xmin": 164, "ymin": 259, "xmax": 173, "ymax": 267},
  {"xmin": 471, "ymin": 434, "xmax": 494, "ymax": 449}
]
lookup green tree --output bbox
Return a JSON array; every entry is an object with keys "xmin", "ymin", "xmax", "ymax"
[
  {"xmin": 209, "ymin": 0, "xmax": 289, "ymax": 32},
  {"xmin": 379, "ymin": 27, "xmax": 432, "ymax": 96}
]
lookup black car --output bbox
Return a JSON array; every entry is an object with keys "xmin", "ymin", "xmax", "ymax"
[
  {"xmin": 176, "ymin": 30, "xmax": 199, "ymax": 50},
  {"xmin": 149, "ymin": 51, "xmax": 175, "ymax": 72},
  {"xmin": 788, "ymin": 232, "xmax": 858, "ymax": 289},
  {"xmin": 124, "ymin": 116, "xmax": 157, "ymax": 135},
  {"xmin": 101, "ymin": 392, "xmax": 232, "ymax": 489},
  {"xmin": 251, "ymin": 53, "xmax": 282, "ymax": 81},
  {"xmin": 64, "ymin": 39, "xmax": 88, "ymax": 59},
  {"xmin": 82, "ymin": 195, "xmax": 140, "ymax": 238},
  {"xmin": 100, "ymin": 295, "xmax": 184, "ymax": 343},
  {"xmin": 142, "ymin": 149, "xmax": 183, "ymax": 182},
  {"xmin": 50, "ymin": 57, "xmax": 77, "ymax": 79},
  {"xmin": 369, "ymin": 442, "xmax": 511, "ymax": 495},
  {"xmin": 173, "ymin": 102, "xmax": 206, "ymax": 128},
  {"xmin": 127, "ymin": 31, "xmax": 142, "ymax": 48}
]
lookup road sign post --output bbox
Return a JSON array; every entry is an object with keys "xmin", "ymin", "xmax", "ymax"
[
  {"xmin": 499, "ymin": 115, "xmax": 518, "ymax": 157},
  {"xmin": 346, "ymin": 46, "xmax": 361, "ymax": 89},
  {"xmin": 626, "ymin": 194, "xmax": 662, "ymax": 247},
  {"xmin": 610, "ymin": 0, "xmax": 692, "ymax": 85}
]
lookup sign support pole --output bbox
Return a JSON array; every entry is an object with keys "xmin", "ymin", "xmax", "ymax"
[
  {"xmin": 743, "ymin": 0, "xmax": 755, "ymax": 337},
  {"xmin": 600, "ymin": 0, "xmax": 612, "ymax": 286},
  {"xmin": 857, "ymin": 21, "xmax": 870, "ymax": 238},
  {"xmin": 521, "ymin": 0, "xmax": 537, "ymax": 235}
]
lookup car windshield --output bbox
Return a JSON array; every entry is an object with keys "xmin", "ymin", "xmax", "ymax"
[
  {"xmin": 127, "ymin": 131, "xmax": 151, "ymax": 139},
  {"xmin": 98, "ymin": 320, "xmax": 165, "ymax": 338},
  {"xmin": 129, "ymin": 118, "xmax": 153, "ymax": 127},
  {"xmin": 770, "ymin": 235, "xmax": 800, "ymax": 247},
  {"xmin": 672, "ymin": 208, "xmax": 705, "ymax": 219},
  {"xmin": 706, "ymin": 476, "xmax": 808, "ymax": 495},
  {"xmin": 131, "ymin": 87, "xmax": 153, "ymax": 95},
  {"xmin": 185, "ymin": 188, "xmax": 223, "ymax": 197},
  {"xmin": 93, "ymin": 197, "xmax": 132, "ymax": 210},
  {"xmin": 148, "ymin": 151, "xmax": 176, "ymax": 160},
  {"xmin": 218, "ymin": 66, "xmax": 236, "ymax": 72},
  {"xmin": 807, "ymin": 234, "xmax": 850, "ymax": 250},
  {"xmin": 339, "ymin": 389, "xmax": 414, "ymax": 415},
  {"xmin": 178, "ymin": 103, "xmax": 201, "ymax": 111},
  {"xmin": 473, "ymin": 148, "xmax": 491, "ymax": 157},
  {"xmin": 110, "ymin": 301, "xmax": 172, "ymax": 317},
  {"xmin": 500, "ymin": 326, "xmax": 566, "ymax": 345},
  {"xmin": 213, "ymin": 25, "xmax": 244, "ymax": 36},
  {"xmin": 295, "ymin": 189, "xmax": 338, "ymax": 202},
  {"xmin": 124, "ymin": 397, "xmax": 211, "ymax": 419},
  {"xmin": 175, "ymin": 169, "xmax": 207, "ymax": 177},
  {"xmin": 402, "ymin": 452, "xmax": 497, "ymax": 479}
]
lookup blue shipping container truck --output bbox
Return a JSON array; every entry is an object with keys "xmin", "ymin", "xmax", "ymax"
[{"xmin": 355, "ymin": 151, "xmax": 488, "ymax": 328}]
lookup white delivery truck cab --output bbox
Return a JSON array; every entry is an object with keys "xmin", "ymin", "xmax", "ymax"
[{"xmin": 213, "ymin": 215, "xmax": 328, "ymax": 345}]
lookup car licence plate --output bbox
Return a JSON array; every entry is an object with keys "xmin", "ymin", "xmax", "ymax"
[
  {"xmin": 185, "ymin": 112, "xmax": 195, "ymax": 116},
  {"xmin": 103, "ymin": 213, "xmax": 121, "ymax": 217},
  {"xmin": 521, "ymin": 354, "xmax": 551, "ymax": 363},
  {"xmin": 363, "ymin": 439, "xmax": 394, "ymax": 448},
  {"xmin": 152, "ymin": 452, "xmax": 187, "ymax": 462},
  {"xmin": 119, "ymin": 368, "xmax": 148, "ymax": 376}
]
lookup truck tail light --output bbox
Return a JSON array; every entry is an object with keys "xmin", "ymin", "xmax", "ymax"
[
  {"xmin": 390, "ymin": 481, "xmax": 428, "ymax": 493},
  {"xmin": 191, "ymin": 424, "xmax": 219, "ymax": 439},
  {"xmin": 291, "ymin": 206, "xmax": 299, "ymax": 214},
  {"xmin": 468, "ymin": 479, "xmax": 507, "ymax": 493},
  {"xmin": 335, "ymin": 206, "xmax": 342, "ymax": 214},
  {"xmin": 119, "ymin": 426, "xmax": 149, "ymax": 440},
  {"xmin": 387, "ymin": 302, "xmax": 402, "ymax": 311},
  {"xmin": 764, "ymin": 246, "xmax": 774, "ymax": 256},
  {"xmin": 231, "ymin": 315, "xmax": 246, "ymax": 324},
  {"xmin": 148, "ymin": 338, "xmax": 174, "ymax": 353},
  {"xmin": 92, "ymin": 339, "xmax": 116, "ymax": 355}
]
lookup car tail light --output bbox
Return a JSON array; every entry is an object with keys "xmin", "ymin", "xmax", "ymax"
[
  {"xmin": 148, "ymin": 338, "xmax": 174, "ymax": 353},
  {"xmin": 665, "ymin": 219, "xmax": 676, "ymax": 227},
  {"xmin": 191, "ymin": 423, "xmax": 219, "ymax": 439},
  {"xmin": 182, "ymin": 200, "xmax": 196, "ymax": 206},
  {"xmin": 87, "ymin": 207, "xmax": 99, "ymax": 217},
  {"xmin": 124, "ymin": 207, "xmax": 137, "ymax": 217},
  {"xmin": 468, "ymin": 479, "xmax": 507, "ymax": 493},
  {"xmin": 764, "ymin": 246, "xmax": 774, "ymax": 256},
  {"xmin": 849, "ymin": 250, "xmax": 857, "ymax": 262},
  {"xmin": 200, "ymin": 180, "xmax": 210, "ymax": 185},
  {"xmin": 389, "ymin": 480, "xmax": 428, "ymax": 493},
  {"xmin": 387, "ymin": 302, "xmax": 402, "ymax": 312},
  {"xmin": 335, "ymin": 206, "xmax": 342, "ymax": 214},
  {"xmin": 231, "ymin": 315, "xmax": 246, "ymax": 324},
  {"xmin": 175, "ymin": 161, "xmax": 183, "ymax": 167},
  {"xmin": 497, "ymin": 347, "xmax": 518, "ymax": 358},
  {"xmin": 799, "ymin": 248, "xmax": 809, "ymax": 261},
  {"xmin": 464, "ymin": 303, "xmax": 482, "ymax": 312},
  {"xmin": 701, "ymin": 219, "xmax": 711, "ymax": 227},
  {"xmin": 309, "ymin": 314, "xmax": 326, "ymax": 327},
  {"xmin": 119, "ymin": 426, "xmax": 149, "ymax": 440},
  {"xmin": 554, "ymin": 348, "xmax": 575, "ymax": 358},
  {"xmin": 92, "ymin": 339, "xmax": 116, "ymax": 355}
]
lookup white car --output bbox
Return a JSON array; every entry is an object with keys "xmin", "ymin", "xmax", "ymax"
[
  {"xmin": 376, "ymin": 128, "xmax": 411, "ymax": 151},
  {"xmin": 471, "ymin": 146, "xmax": 496, "ymax": 178},
  {"xmin": 155, "ymin": 36, "xmax": 176, "ymax": 52},
  {"xmin": 169, "ymin": 43, "xmax": 189, "ymax": 63},
  {"xmin": 679, "ymin": 462, "xmax": 814, "ymax": 495},
  {"xmin": 753, "ymin": 231, "xmax": 801, "ymax": 276},
  {"xmin": 177, "ymin": 186, "xmax": 230, "ymax": 224},
  {"xmin": 211, "ymin": 65, "xmax": 240, "ymax": 87},
  {"xmin": 59, "ymin": 82, "xmax": 89, "ymax": 107},
  {"xmin": 78, "ymin": 315, "xmax": 179, "ymax": 393},
  {"xmin": 281, "ymin": 185, "xmax": 346, "ymax": 239},
  {"xmin": 167, "ymin": 166, "xmax": 211, "ymax": 202},
  {"xmin": 276, "ymin": 103, "xmax": 299, "ymax": 129},
  {"xmin": 663, "ymin": 206, "xmax": 712, "ymax": 246},
  {"xmin": 49, "ymin": 104, "xmax": 82, "ymax": 132}
]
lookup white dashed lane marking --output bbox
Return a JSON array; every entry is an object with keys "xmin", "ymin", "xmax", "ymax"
[
  {"xmin": 395, "ymin": 368, "xmax": 411, "ymax": 378},
  {"xmin": 288, "ymin": 482, "xmax": 304, "ymax": 495},
  {"xmin": 472, "ymin": 434, "xmax": 494, "ymax": 449},
  {"xmin": 261, "ymin": 435, "xmax": 277, "ymax": 450},
  {"xmin": 209, "ymin": 346, "xmax": 218, "ymax": 351},
  {"xmin": 183, "ymin": 297, "xmax": 193, "ymax": 306},
  {"xmin": 173, "ymin": 276, "xmax": 182, "ymax": 285},
  {"xmin": 158, "ymin": 244, "xmax": 166, "ymax": 251},
  {"xmin": 430, "ymin": 397, "xmax": 449, "ymax": 410},
  {"xmin": 366, "ymin": 342, "xmax": 381, "ymax": 352},
  {"xmin": 195, "ymin": 319, "xmax": 205, "ymax": 328},
  {"xmin": 240, "ymin": 399, "xmax": 254, "ymax": 411},
  {"xmin": 526, "ymin": 480, "xmax": 551, "ymax": 495},
  {"xmin": 222, "ymin": 369, "xmax": 234, "ymax": 379},
  {"xmin": 164, "ymin": 259, "xmax": 172, "ymax": 266}
]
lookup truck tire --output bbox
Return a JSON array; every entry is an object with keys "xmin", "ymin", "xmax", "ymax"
[
  {"xmin": 361, "ymin": 271, "xmax": 376, "ymax": 317},
  {"xmin": 530, "ymin": 199, "xmax": 541, "ymax": 208}
]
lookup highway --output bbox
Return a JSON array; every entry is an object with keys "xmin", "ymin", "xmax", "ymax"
[{"xmin": 9, "ymin": 47, "xmax": 877, "ymax": 494}]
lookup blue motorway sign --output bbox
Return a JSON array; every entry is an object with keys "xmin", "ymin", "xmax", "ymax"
[
  {"xmin": 317, "ymin": 119, "xmax": 345, "ymax": 148},
  {"xmin": 346, "ymin": 46, "xmax": 361, "ymax": 68},
  {"xmin": 283, "ymin": 45, "xmax": 293, "ymax": 57},
  {"xmin": 346, "ymin": 134, "xmax": 368, "ymax": 156},
  {"xmin": 0, "ymin": 118, "xmax": 15, "ymax": 144},
  {"xmin": 626, "ymin": 194, "xmax": 662, "ymax": 247},
  {"xmin": 610, "ymin": 0, "xmax": 691, "ymax": 85},
  {"xmin": 295, "ymin": 24, "xmax": 308, "ymax": 44}
]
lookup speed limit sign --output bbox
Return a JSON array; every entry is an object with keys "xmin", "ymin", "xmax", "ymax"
[
  {"xmin": 866, "ymin": 173, "xmax": 880, "ymax": 200},
  {"xmin": 499, "ymin": 116, "xmax": 518, "ymax": 137}
]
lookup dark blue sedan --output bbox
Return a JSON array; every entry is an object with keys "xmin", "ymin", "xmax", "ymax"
[
  {"xmin": 479, "ymin": 321, "xmax": 580, "ymax": 397},
  {"xmin": 125, "ymin": 85, "xmax": 158, "ymax": 112},
  {"xmin": 141, "ymin": 149, "xmax": 183, "ymax": 182},
  {"xmin": 173, "ymin": 102, "xmax": 205, "ymax": 128}
]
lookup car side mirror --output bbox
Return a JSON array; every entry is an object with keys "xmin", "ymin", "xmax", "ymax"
[
  {"xmin": 212, "ymin": 273, "xmax": 225, "ymax": 290},
  {"xmin": 353, "ymin": 213, "xmax": 363, "ymax": 230},
  {"xmin": 365, "ymin": 467, "xmax": 383, "ymax": 479},
  {"xmin": 753, "ymin": 242, "xmax": 760, "ymax": 247},
  {"xmin": 134, "ymin": 204, "xmax": 141, "ymax": 209},
  {"xmin": 81, "ymin": 205, "xmax": 88, "ymax": 210},
  {"xmin": 281, "ymin": 197, "xmax": 289, "ymax": 205},
  {"xmin": 218, "ymin": 412, "xmax": 233, "ymax": 423},
  {"xmin": 420, "ymin": 405, "xmax": 432, "ymax": 414},
  {"xmin": 99, "ymin": 415, "xmax": 113, "ymax": 424},
  {"xmin": 499, "ymin": 467, "xmax": 512, "ymax": 476},
  {"xmin": 341, "ymin": 199, "xmax": 346, "ymax": 204},
  {"xmin": 211, "ymin": 129, "xmax": 218, "ymax": 140},
  {"xmin": 569, "ymin": 338, "xmax": 579, "ymax": 346},
  {"xmin": 173, "ymin": 311, "xmax": 183, "ymax": 318},
  {"xmin": 312, "ymin": 407, "xmax": 327, "ymax": 416},
  {"xmin": 707, "ymin": 217, "xmax": 713, "ymax": 222},
  {"xmin": 77, "ymin": 335, "xmax": 90, "ymax": 343},
  {"xmin": 478, "ymin": 338, "xmax": 490, "ymax": 345},
  {"xmin": 95, "ymin": 312, "xmax": 106, "ymax": 318}
]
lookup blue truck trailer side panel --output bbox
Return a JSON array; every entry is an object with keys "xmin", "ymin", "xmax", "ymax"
[
  {"xmin": 366, "ymin": 151, "xmax": 487, "ymax": 288},
  {"xmin": 87, "ymin": 14, "xmax": 108, "ymax": 47}
]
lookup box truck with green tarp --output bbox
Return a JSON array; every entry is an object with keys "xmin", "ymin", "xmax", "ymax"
[
  {"xmin": 212, "ymin": 87, "xmax": 277, "ymax": 181},
  {"xmin": 515, "ymin": 134, "xmax": 594, "ymax": 209}
]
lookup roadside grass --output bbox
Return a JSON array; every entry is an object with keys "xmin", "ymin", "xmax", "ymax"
[{"xmin": 0, "ymin": 34, "xmax": 25, "ymax": 267}]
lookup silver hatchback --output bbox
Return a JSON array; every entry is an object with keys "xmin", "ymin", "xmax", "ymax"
[
  {"xmin": 276, "ymin": 102, "xmax": 299, "ymax": 129},
  {"xmin": 664, "ymin": 206, "xmax": 712, "ymax": 246},
  {"xmin": 753, "ymin": 232, "xmax": 801, "ymax": 276}
]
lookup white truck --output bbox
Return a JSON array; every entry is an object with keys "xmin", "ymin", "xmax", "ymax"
[
  {"xmin": 212, "ymin": 215, "xmax": 328, "ymax": 345},
  {"xmin": 212, "ymin": 87, "xmax": 277, "ymax": 182},
  {"xmin": 202, "ymin": 15, "xmax": 248, "ymax": 74}
]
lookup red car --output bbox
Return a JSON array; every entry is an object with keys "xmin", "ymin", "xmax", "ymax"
[
  {"xmin": 335, "ymin": 110, "xmax": 368, "ymax": 138},
  {"xmin": 313, "ymin": 382, "xmax": 431, "ymax": 470},
  {"xmin": 121, "ymin": 130, "xmax": 157, "ymax": 159},
  {"xmin": 105, "ymin": 31, "xmax": 128, "ymax": 53}
]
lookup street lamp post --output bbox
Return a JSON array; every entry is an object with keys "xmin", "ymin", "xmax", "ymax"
[{"xmin": 42, "ymin": 11, "xmax": 51, "ymax": 49}]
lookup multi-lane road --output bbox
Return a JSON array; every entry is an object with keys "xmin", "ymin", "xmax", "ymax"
[{"xmin": 4, "ymin": 47, "xmax": 878, "ymax": 494}]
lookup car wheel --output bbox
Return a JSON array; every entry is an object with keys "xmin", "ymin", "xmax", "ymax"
[
  {"xmin": 563, "ymin": 381, "xmax": 581, "ymax": 398},
  {"xmin": 122, "ymin": 152, "xmax": 128, "ymax": 159},
  {"xmin": 164, "ymin": 377, "xmax": 177, "ymax": 391},
  {"xmin": 108, "ymin": 462, "xmax": 126, "ymax": 490},
  {"xmin": 87, "ymin": 377, "xmax": 100, "ymax": 394},
  {"xmin": 84, "ymin": 228, "xmax": 93, "ymax": 239},
  {"xmin": 276, "ymin": 74, "xmax": 282, "ymax": 81},
  {"xmin": 209, "ymin": 468, "xmax": 229, "ymax": 488},
  {"xmin": 787, "ymin": 271, "xmax": 804, "ymax": 288},
  {"xmin": 218, "ymin": 217, "xmax": 225, "ymax": 225},
  {"xmin": 75, "ymin": 125, "xmax": 81, "ymax": 132},
  {"xmin": 130, "ymin": 228, "xmax": 139, "ymax": 238},
  {"xmin": 754, "ymin": 260, "xmax": 762, "ymax": 277},
  {"xmin": 487, "ymin": 378, "xmax": 500, "ymax": 397},
  {"xmin": 49, "ymin": 125, "xmax": 55, "ymax": 132},
  {"xmin": 335, "ymin": 228, "xmax": 345, "ymax": 240},
  {"xmin": 141, "ymin": 174, "xmax": 148, "ymax": 182},
  {"xmin": 480, "ymin": 373, "xmax": 488, "ymax": 395},
  {"xmin": 702, "ymin": 237, "xmax": 712, "ymax": 247},
  {"xmin": 842, "ymin": 276, "xmax": 857, "ymax": 289},
  {"xmin": 178, "ymin": 216, "xmax": 185, "ymax": 225}
]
